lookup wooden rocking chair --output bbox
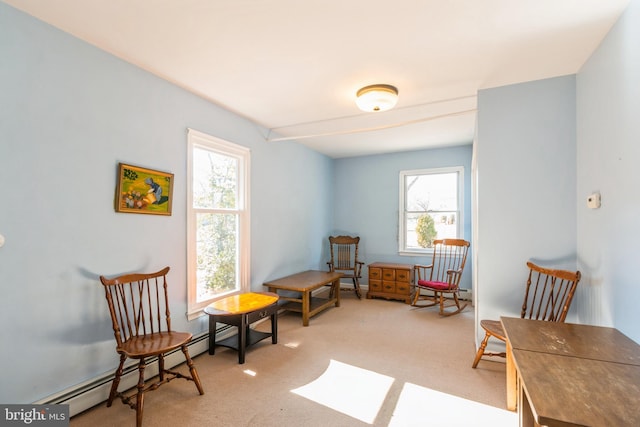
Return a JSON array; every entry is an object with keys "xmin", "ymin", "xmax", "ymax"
[
  {"xmin": 412, "ymin": 238, "xmax": 470, "ymax": 316},
  {"xmin": 327, "ymin": 235, "xmax": 364, "ymax": 299}
]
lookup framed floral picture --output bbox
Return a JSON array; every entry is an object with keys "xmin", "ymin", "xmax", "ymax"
[{"xmin": 115, "ymin": 163, "xmax": 174, "ymax": 215}]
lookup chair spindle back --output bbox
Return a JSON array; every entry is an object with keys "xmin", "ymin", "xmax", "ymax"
[
  {"xmin": 329, "ymin": 235, "xmax": 360, "ymax": 272},
  {"xmin": 427, "ymin": 239, "xmax": 470, "ymax": 288},
  {"xmin": 521, "ymin": 261, "xmax": 581, "ymax": 322},
  {"xmin": 100, "ymin": 266, "xmax": 172, "ymax": 348}
]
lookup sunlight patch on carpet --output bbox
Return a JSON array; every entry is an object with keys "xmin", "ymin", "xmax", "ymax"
[
  {"xmin": 291, "ymin": 359, "xmax": 394, "ymax": 424},
  {"xmin": 389, "ymin": 382, "xmax": 517, "ymax": 426}
]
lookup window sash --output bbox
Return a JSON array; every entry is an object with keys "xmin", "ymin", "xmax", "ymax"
[
  {"xmin": 187, "ymin": 129, "xmax": 250, "ymax": 320},
  {"xmin": 399, "ymin": 167, "xmax": 463, "ymax": 255}
]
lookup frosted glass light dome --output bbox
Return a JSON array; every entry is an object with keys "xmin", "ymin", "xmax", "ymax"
[{"xmin": 356, "ymin": 84, "xmax": 399, "ymax": 112}]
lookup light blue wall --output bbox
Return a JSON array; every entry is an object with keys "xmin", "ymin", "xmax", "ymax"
[
  {"xmin": 474, "ymin": 1, "xmax": 640, "ymax": 349},
  {"xmin": 576, "ymin": 0, "xmax": 640, "ymax": 342},
  {"xmin": 475, "ymin": 76, "xmax": 578, "ymax": 347},
  {"xmin": 4, "ymin": 0, "xmax": 639, "ymax": 407},
  {"xmin": 0, "ymin": 3, "xmax": 332, "ymax": 404},
  {"xmin": 332, "ymin": 146, "xmax": 473, "ymax": 290}
]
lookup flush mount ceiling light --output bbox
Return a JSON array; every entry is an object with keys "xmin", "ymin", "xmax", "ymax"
[{"xmin": 356, "ymin": 84, "xmax": 399, "ymax": 112}]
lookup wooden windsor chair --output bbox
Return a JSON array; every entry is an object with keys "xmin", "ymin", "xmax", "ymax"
[
  {"xmin": 472, "ymin": 261, "xmax": 581, "ymax": 368},
  {"xmin": 99, "ymin": 266, "xmax": 204, "ymax": 427}
]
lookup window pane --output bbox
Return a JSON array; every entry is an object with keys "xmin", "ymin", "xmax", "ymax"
[
  {"xmin": 193, "ymin": 147, "xmax": 237, "ymax": 209},
  {"xmin": 400, "ymin": 167, "xmax": 462, "ymax": 254},
  {"xmin": 195, "ymin": 212, "xmax": 238, "ymax": 302},
  {"xmin": 406, "ymin": 172, "xmax": 458, "ymax": 212},
  {"xmin": 405, "ymin": 212, "xmax": 459, "ymax": 249}
]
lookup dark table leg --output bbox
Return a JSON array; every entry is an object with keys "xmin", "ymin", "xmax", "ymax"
[
  {"xmin": 238, "ymin": 314, "xmax": 247, "ymax": 364},
  {"xmin": 271, "ymin": 309, "xmax": 278, "ymax": 344},
  {"xmin": 207, "ymin": 303, "xmax": 278, "ymax": 364},
  {"xmin": 208, "ymin": 315, "xmax": 217, "ymax": 355}
]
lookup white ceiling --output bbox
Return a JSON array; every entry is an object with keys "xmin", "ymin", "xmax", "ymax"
[{"xmin": 4, "ymin": 0, "xmax": 629, "ymax": 158}]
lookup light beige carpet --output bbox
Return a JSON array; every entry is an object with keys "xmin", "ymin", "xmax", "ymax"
[{"xmin": 71, "ymin": 291, "xmax": 512, "ymax": 426}]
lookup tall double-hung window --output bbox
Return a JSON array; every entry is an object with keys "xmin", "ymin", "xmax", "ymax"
[
  {"xmin": 399, "ymin": 167, "xmax": 463, "ymax": 255},
  {"xmin": 187, "ymin": 129, "xmax": 250, "ymax": 319}
]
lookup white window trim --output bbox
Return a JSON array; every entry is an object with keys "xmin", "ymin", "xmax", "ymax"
[
  {"xmin": 186, "ymin": 128, "xmax": 250, "ymax": 320},
  {"xmin": 398, "ymin": 166, "xmax": 464, "ymax": 256}
]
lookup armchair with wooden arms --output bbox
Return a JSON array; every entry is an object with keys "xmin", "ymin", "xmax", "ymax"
[
  {"xmin": 472, "ymin": 261, "xmax": 581, "ymax": 368},
  {"xmin": 327, "ymin": 235, "xmax": 364, "ymax": 299},
  {"xmin": 412, "ymin": 238, "xmax": 470, "ymax": 316},
  {"xmin": 99, "ymin": 267, "xmax": 204, "ymax": 427}
]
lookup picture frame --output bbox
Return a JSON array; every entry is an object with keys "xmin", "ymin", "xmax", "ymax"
[{"xmin": 115, "ymin": 163, "xmax": 174, "ymax": 215}]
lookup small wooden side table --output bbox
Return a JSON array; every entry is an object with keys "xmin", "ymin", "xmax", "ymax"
[{"xmin": 204, "ymin": 292, "xmax": 279, "ymax": 364}]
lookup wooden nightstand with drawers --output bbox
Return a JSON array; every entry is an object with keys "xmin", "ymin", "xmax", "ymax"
[{"xmin": 366, "ymin": 262, "xmax": 414, "ymax": 304}]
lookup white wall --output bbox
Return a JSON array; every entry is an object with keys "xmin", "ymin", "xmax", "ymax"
[
  {"xmin": 576, "ymin": 0, "xmax": 640, "ymax": 342},
  {"xmin": 475, "ymin": 76, "xmax": 578, "ymax": 350}
]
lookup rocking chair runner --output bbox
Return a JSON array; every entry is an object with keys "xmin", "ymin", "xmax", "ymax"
[
  {"xmin": 412, "ymin": 238, "xmax": 470, "ymax": 316},
  {"xmin": 327, "ymin": 235, "xmax": 364, "ymax": 299},
  {"xmin": 99, "ymin": 267, "xmax": 204, "ymax": 427},
  {"xmin": 472, "ymin": 261, "xmax": 581, "ymax": 368}
]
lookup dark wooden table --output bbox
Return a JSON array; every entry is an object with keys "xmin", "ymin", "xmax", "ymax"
[
  {"xmin": 501, "ymin": 316, "xmax": 640, "ymax": 426},
  {"xmin": 264, "ymin": 270, "xmax": 342, "ymax": 326},
  {"xmin": 204, "ymin": 292, "xmax": 279, "ymax": 364}
]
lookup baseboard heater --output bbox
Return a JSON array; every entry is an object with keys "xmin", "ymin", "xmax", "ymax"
[
  {"xmin": 35, "ymin": 325, "xmax": 234, "ymax": 417},
  {"xmin": 342, "ymin": 282, "xmax": 471, "ymax": 301},
  {"xmin": 458, "ymin": 289, "xmax": 472, "ymax": 301}
]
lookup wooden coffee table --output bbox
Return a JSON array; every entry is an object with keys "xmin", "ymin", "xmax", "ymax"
[
  {"xmin": 204, "ymin": 292, "xmax": 279, "ymax": 364},
  {"xmin": 264, "ymin": 270, "xmax": 342, "ymax": 326}
]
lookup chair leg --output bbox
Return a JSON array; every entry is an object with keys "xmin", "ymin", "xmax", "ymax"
[
  {"xmin": 181, "ymin": 345, "xmax": 205, "ymax": 395},
  {"xmin": 438, "ymin": 292, "xmax": 468, "ymax": 316},
  {"xmin": 452, "ymin": 293, "xmax": 467, "ymax": 314},
  {"xmin": 352, "ymin": 277, "xmax": 362, "ymax": 299},
  {"xmin": 472, "ymin": 332, "xmax": 491, "ymax": 368},
  {"xmin": 158, "ymin": 354, "xmax": 165, "ymax": 381},
  {"xmin": 451, "ymin": 294, "xmax": 461, "ymax": 314},
  {"xmin": 411, "ymin": 287, "xmax": 425, "ymax": 306},
  {"xmin": 108, "ymin": 354, "xmax": 126, "ymax": 407},
  {"xmin": 411, "ymin": 288, "xmax": 437, "ymax": 308},
  {"xmin": 135, "ymin": 359, "xmax": 147, "ymax": 427}
]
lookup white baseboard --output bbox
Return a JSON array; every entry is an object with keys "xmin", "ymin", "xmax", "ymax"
[
  {"xmin": 36, "ymin": 327, "xmax": 234, "ymax": 417},
  {"xmin": 338, "ymin": 281, "xmax": 368, "ymax": 290}
]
